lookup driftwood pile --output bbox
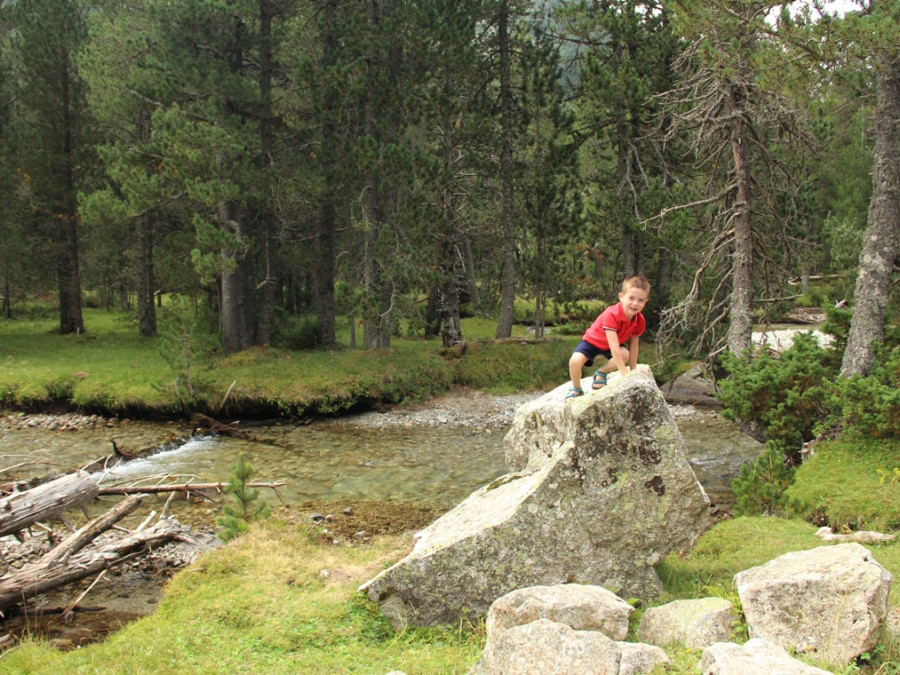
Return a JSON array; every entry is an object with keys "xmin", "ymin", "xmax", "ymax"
[{"xmin": 0, "ymin": 440, "xmax": 284, "ymax": 620}]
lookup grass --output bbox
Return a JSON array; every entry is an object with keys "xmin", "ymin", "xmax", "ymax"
[
  {"xmin": 0, "ymin": 308, "xmax": 568, "ymax": 418},
  {"xmin": 786, "ymin": 438, "xmax": 900, "ymax": 532},
  {"xmin": 0, "ymin": 521, "xmax": 485, "ymax": 674}
]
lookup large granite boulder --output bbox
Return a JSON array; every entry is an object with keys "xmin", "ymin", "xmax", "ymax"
[
  {"xmin": 484, "ymin": 584, "xmax": 634, "ymax": 647},
  {"xmin": 360, "ymin": 370, "xmax": 711, "ymax": 628},
  {"xmin": 469, "ymin": 618, "xmax": 670, "ymax": 675},
  {"xmin": 735, "ymin": 543, "xmax": 892, "ymax": 665}
]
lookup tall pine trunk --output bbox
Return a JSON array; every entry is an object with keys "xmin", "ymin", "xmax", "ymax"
[
  {"xmin": 219, "ymin": 201, "xmax": 256, "ymax": 354},
  {"xmin": 315, "ymin": 0, "xmax": 340, "ymax": 348},
  {"xmin": 255, "ymin": 0, "xmax": 277, "ymax": 347},
  {"xmin": 495, "ymin": 0, "xmax": 516, "ymax": 339},
  {"xmin": 362, "ymin": 0, "xmax": 393, "ymax": 350},
  {"xmin": 135, "ymin": 212, "xmax": 156, "ymax": 336},
  {"xmin": 439, "ymin": 113, "xmax": 463, "ymax": 347},
  {"xmin": 725, "ymin": 82, "xmax": 754, "ymax": 356},
  {"xmin": 841, "ymin": 53, "xmax": 900, "ymax": 376},
  {"xmin": 135, "ymin": 112, "xmax": 156, "ymax": 337}
]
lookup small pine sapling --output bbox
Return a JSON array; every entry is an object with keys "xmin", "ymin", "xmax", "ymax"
[{"xmin": 218, "ymin": 452, "xmax": 271, "ymax": 541}]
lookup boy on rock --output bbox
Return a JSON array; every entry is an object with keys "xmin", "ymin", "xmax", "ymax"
[{"xmin": 566, "ymin": 276, "xmax": 650, "ymax": 399}]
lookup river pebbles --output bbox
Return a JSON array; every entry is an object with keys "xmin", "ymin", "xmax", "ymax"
[{"xmin": 332, "ymin": 390, "xmax": 543, "ymax": 431}]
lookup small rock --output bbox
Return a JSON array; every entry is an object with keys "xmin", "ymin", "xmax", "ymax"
[
  {"xmin": 310, "ymin": 512, "xmax": 325, "ymax": 523},
  {"xmin": 343, "ymin": 507, "xmax": 354, "ymax": 515}
]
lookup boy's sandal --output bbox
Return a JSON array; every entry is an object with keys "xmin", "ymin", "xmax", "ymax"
[
  {"xmin": 565, "ymin": 386, "xmax": 584, "ymax": 399},
  {"xmin": 592, "ymin": 370, "xmax": 608, "ymax": 389}
]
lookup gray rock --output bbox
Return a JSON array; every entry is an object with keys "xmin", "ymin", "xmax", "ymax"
[
  {"xmin": 659, "ymin": 363, "xmax": 721, "ymax": 407},
  {"xmin": 469, "ymin": 618, "xmax": 621, "ymax": 675},
  {"xmin": 616, "ymin": 641, "xmax": 671, "ymax": 675},
  {"xmin": 360, "ymin": 371, "xmax": 710, "ymax": 628},
  {"xmin": 734, "ymin": 543, "xmax": 892, "ymax": 665},
  {"xmin": 638, "ymin": 597, "xmax": 734, "ymax": 649},
  {"xmin": 699, "ymin": 638, "xmax": 834, "ymax": 674},
  {"xmin": 485, "ymin": 584, "xmax": 634, "ymax": 647}
]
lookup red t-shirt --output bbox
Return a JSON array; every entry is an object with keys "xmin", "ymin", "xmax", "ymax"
[{"xmin": 583, "ymin": 303, "xmax": 645, "ymax": 351}]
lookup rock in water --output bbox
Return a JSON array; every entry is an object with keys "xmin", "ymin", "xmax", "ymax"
[{"xmin": 360, "ymin": 369, "xmax": 711, "ymax": 628}]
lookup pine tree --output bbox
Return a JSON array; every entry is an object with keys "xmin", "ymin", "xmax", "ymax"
[
  {"xmin": 13, "ymin": 0, "xmax": 91, "ymax": 334},
  {"xmin": 218, "ymin": 453, "xmax": 271, "ymax": 542}
]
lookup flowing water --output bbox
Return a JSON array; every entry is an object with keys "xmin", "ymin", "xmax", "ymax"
[{"xmin": 2, "ymin": 405, "xmax": 762, "ymax": 520}]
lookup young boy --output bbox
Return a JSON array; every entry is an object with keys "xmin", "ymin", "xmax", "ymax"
[{"xmin": 566, "ymin": 276, "xmax": 650, "ymax": 399}]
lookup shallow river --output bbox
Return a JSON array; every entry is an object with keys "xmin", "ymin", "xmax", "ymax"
[{"xmin": 2, "ymin": 404, "xmax": 761, "ymax": 519}]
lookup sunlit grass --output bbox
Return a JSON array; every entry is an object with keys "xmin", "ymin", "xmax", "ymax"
[
  {"xmin": 0, "ymin": 308, "xmax": 570, "ymax": 416},
  {"xmin": 0, "ymin": 520, "xmax": 485, "ymax": 674},
  {"xmin": 787, "ymin": 438, "xmax": 900, "ymax": 532}
]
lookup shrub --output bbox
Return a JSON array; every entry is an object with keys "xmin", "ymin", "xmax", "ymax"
[
  {"xmin": 271, "ymin": 312, "xmax": 318, "ymax": 350},
  {"xmin": 718, "ymin": 332, "xmax": 839, "ymax": 460},
  {"xmin": 834, "ymin": 346, "xmax": 900, "ymax": 439},
  {"xmin": 731, "ymin": 442, "xmax": 796, "ymax": 517}
]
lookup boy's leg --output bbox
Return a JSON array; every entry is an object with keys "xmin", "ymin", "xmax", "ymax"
[{"xmin": 568, "ymin": 352, "xmax": 589, "ymax": 389}]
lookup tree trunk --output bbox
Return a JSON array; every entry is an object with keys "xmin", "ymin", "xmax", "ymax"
[
  {"xmin": 219, "ymin": 202, "xmax": 256, "ymax": 354},
  {"xmin": 255, "ymin": 0, "xmax": 277, "ymax": 347},
  {"xmin": 136, "ymin": 212, "xmax": 156, "ymax": 336},
  {"xmin": 315, "ymin": 0, "xmax": 340, "ymax": 348},
  {"xmin": 463, "ymin": 236, "xmax": 479, "ymax": 307},
  {"xmin": 0, "ymin": 472, "xmax": 99, "ymax": 539},
  {"xmin": 725, "ymin": 83, "xmax": 754, "ymax": 356},
  {"xmin": 57, "ymin": 209, "xmax": 84, "ymax": 335},
  {"xmin": 439, "ymin": 237, "xmax": 462, "ymax": 347},
  {"xmin": 439, "ymin": 111, "xmax": 463, "ymax": 347},
  {"xmin": 495, "ymin": 0, "xmax": 516, "ymax": 339},
  {"xmin": 841, "ymin": 52, "xmax": 900, "ymax": 376},
  {"xmin": 134, "ymin": 109, "xmax": 156, "ymax": 336},
  {"xmin": 360, "ymin": 0, "xmax": 395, "ymax": 350}
]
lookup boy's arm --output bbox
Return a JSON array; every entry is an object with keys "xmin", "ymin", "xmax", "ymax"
[
  {"xmin": 604, "ymin": 329, "xmax": 629, "ymax": 376},
  {"xmin": 629, "ymin": 335, "xmax": 640, "ymax": 370}
]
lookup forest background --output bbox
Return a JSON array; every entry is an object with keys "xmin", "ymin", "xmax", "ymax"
[{"xmin": 0, "ymin": 0, "xmax": 896, "ymax": 378}]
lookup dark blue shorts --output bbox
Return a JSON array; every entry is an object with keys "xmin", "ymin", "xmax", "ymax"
[{"xmin": 573, "ymin": 341, "xmax": 612, "ymax": 367}]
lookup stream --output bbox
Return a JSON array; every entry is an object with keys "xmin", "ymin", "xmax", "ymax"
[{"xmin": 0, "ymin": 398, "xmax": 762, "ymax": 648}]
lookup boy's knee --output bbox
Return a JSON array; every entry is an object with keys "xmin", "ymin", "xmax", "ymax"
[{"xmin": 570, "ymin": 352, "xmax": 587, "ymax": 367}]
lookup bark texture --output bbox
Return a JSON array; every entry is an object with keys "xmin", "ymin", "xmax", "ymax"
[{"xmin": 841, "ymin": 53, "xmax": 900, "ymax": 376}]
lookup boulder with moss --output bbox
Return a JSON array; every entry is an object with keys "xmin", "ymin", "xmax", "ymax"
[{"xmin": 360, "ymin": 369, "xmax": 711, "ymax": 628}]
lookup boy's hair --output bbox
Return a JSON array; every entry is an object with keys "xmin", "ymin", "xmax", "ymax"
[{"xmin": 621, "ymin": 275, "xmax": 651, "ymax": 294}]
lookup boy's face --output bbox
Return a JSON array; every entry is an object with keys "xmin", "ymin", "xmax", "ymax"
[{"xmin": 619, "ymin": 285, "xmax": 649, "ymax": 319}]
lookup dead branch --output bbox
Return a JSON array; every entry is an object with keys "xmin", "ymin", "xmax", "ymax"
[
  {"xmin": 0, "ymin": 472, "xmax": 100, "ymax": 539},
  {"xmin": 97, "ymin": 481, "xmax": 286, "ymax": 496},
  {"xmin": 38, "ymin": 495, "xmax": 145, "ymax": 567}
]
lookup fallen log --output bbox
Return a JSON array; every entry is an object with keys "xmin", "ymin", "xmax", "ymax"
[
  {"xmin": 0, "ymin": 516, "xmax": 185, "ymax": 612},
  {"xmin": 39, "ymin": 495, "xmax": 144, "ymax": 567},
  {"xmin": 97, "ymin": 481, "xmax": 286, "ymax": 496},
  {"xmin": 0, "ymin": 472, "xmax": 100, "ymax": 539}
]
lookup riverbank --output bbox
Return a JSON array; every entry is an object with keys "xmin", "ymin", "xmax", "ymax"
[{"xmin": 0, "ymin": 308, "xmax": 578, "ymax": 422}]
